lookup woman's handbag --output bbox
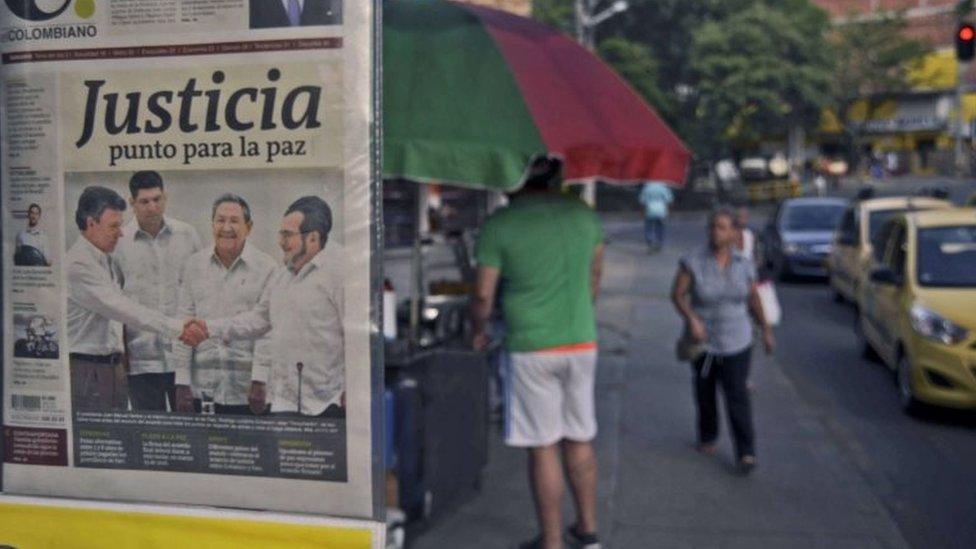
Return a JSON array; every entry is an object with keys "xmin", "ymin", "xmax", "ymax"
[
  {"xmin": 756, "ymin": 280, "xmax": 782, "ymax": 326},
  {"xmin": 675, "ymin": 329, "xmax": 705, "ymax": 363}
]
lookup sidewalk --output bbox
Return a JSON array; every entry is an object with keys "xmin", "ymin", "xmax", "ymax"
[{"xmin": 411, "ymin": 215, "xmax": 910, "ymax": 549}]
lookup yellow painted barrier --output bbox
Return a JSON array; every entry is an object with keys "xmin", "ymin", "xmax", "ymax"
[
  {"xmin": 746, "ymin": 180, "xmax": 801, "ymax": 203},
  {"xmin": 0, "ymin": 500, "xmax": 376, "ymax": 549}
]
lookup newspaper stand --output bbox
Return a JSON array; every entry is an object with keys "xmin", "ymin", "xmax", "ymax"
[{"xmin": 1, "ymin": 2, "xmax": 386, "ymax": 547}]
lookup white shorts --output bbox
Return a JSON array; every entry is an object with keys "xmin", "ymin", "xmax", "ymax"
[{"xmin": 505, "ymin": 349, "xmax": 598, "ymax": 447}]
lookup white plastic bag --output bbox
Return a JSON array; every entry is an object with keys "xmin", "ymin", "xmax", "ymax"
[{"xmin": 756, "ymin": 280, "xmax": 782, "ymax": 326}]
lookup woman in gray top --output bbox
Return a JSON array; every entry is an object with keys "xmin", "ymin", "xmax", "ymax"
[{"xmin": 671, "ymin": 207, "xmax": 775, "ymax": 474}]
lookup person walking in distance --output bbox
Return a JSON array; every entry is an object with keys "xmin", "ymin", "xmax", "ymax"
[
  {"xmin": 638, "ymin": 180, "xmax": 674, "ymax": 252},
  {"xmin": 733, "ymin": 206, "xmax": 756, "ymax": 263},
  {"xmin": 472, "ymin": 157, "xmax": 605, "ymax": 549},
  {"xmin": 671, "ymin": 207, "xmax": 775, "ymax": 475}
]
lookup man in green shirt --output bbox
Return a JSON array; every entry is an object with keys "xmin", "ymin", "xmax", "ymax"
[{"xmin": 472, "ymin": 157, "xmax": 604, "ymax": 549}]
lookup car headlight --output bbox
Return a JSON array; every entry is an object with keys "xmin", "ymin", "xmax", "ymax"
[{"xmin": 909, "ymin": 304, "xmax": 970, "ymax": 345}]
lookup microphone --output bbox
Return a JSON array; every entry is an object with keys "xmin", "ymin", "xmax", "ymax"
[{"xmin": 296, "ymin": 362, "xmax": 304, "ymax": 414}]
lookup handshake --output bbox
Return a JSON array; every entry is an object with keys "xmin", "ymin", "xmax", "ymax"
[{"xmin": 179, "ymin": 318, "xmax": 209, "ymax": 347}]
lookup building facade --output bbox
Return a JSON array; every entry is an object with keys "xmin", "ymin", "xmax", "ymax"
[
  {"xmin": 815, "ymin": 1, "xmax": 959, "ymax": 45},
  {"xmin": 813, "ymin": 1, "xmax": 976, "ymax": 175}
]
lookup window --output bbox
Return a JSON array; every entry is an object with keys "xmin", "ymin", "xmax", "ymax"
[
  {"xmin": 886, "ymin": 225, "xmax": 906, "ymax": 278},
  {"xmin": 872, "ymin": 220, "xmax": 896, "ymax": 263},
  {"xmin": 917, "ymin": 225, "xmax": 976, "ymax": 287},
  {"xmin": 868, "ymin": 209, "xmax": 908, "ymax": 245},
  {"xmin": 782, "ymin": 204, "xmax": 846, "ymax": 232}
]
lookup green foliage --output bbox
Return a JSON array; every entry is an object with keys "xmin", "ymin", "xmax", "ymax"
[
  {"xmin": 531, "ymin": 1, "xmax": 673, "ymax": 119},
  {"xmin": 597, "ymin": 37, "xmax": 672, "ymax": 117},
  {"xmin": 689, "ymin": 1, "xmax": 835, "ymax": 154},
  {"xmin": 528, "ymin": 0, "xmax": 931, "ymax": 161},
  {"xmin": 957, "ymin": 1, "xmax": 975, "ymax": 20},
  {"xmin": 827, "ymin": 10, "xmax": 928, "ymax": 166},
  {"xmin": 532, "ymin": 0, "xmax": 574, "ymax": 33},
  {"xmin": 830, "ymin": 12, "xmax": 929, "ymax": 119},
  {"xmin": 608, "ymin": 0, "xmax": 757, "ymax": 101}
]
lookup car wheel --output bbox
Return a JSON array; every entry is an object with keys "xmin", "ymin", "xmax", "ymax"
[
  {"xmin": 897, "ymin": 354, "xmax": 920, "ymax": 415},
  {"xmin": 855, "ymin": 313, "xmax": 880, "ymax": 362}
]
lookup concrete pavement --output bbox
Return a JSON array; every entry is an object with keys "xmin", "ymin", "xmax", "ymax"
[{"xmin": 411, "ymin": 213, "xmax": 911, "ymax": 549}]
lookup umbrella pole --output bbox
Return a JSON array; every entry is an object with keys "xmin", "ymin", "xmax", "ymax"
[{"xmin": 409, "ymin": 184, "xmax": 427, "ymax": 350}]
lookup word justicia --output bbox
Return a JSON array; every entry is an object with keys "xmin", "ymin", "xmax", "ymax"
[{"xmin": 75, "ymin": 68, "xmax": 323, "ymax": 148}]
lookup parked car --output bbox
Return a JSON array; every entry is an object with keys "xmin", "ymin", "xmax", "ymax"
[
  {"xmin": 760, "ymin": 197, "xmax": 848, "ymax": 279},
  {"xmin": 828, "ymin": 196, "xmax": 952, "ymax": 304},
  {"xmin": 858, "ymin": 208, "xmax": 976, "ymax": 413}
]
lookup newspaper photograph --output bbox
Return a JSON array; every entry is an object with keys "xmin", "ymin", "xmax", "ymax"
[{"xmin": 1, "ymin": 0, "xmax": 378, "ymax": 520}]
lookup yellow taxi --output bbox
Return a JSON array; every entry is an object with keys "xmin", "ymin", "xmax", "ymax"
[
  {"xmin": 828, "ymin": 196, "xmax": 951, "ymax": 304},
  {"xmin": 858, "ymin": 209, "xmax": 976, "ymax": 413}
]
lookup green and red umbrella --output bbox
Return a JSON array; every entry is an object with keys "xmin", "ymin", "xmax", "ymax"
[{"xmin": 383, "ymin": 0, "xmax": 691, "ymax": 191}]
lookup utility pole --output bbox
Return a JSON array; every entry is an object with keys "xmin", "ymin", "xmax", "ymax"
[
  {"xmin": 956, "ymin": 59, "xmax": 967, "ymax": 178},
  {"xmin": 575, "ymin": 0, "xmax": 629, "ymax": 206},
  {"xmin": 955, "ymin": 18, "xmax": 975, "ymax": 176},
  {"xmin": 577, "ymin": 0, "xmax": 596, "ymax": 206}
]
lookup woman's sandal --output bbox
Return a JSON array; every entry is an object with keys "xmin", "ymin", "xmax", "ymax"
[
  {"xmin": 697, "ymin": 443, "xmax": 717, "ymax": 455},
  {"xmin": 737, "ymin": 455, "xmax": 757, "ymax": 475}
]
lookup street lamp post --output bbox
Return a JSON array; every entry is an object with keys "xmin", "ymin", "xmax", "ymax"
[{"xmin": 575, "ymin": 0, "xmax": 629, "ymax": 206}]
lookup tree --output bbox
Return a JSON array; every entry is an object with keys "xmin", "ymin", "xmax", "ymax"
[
  {"xmin": 532, "ymin": 0, "xmax": 574, "ymax": 33},
  {"xmin": 597, "ymin": 37, "xmax": 672, "ymax": 117},
  {"xmin": 605, "ymin": 0, "xmax": 758, "ymax": 139},
  {"xmin": 828, "ymin": 11, "xmax": 929, "ymax": 167},
  {"xmin": 689, "ymin": 1, "xmax": 835, "ymax": 161},
  {"xmin": 531, "ymin": 0, "xmax": 780, "ymax": 150},
  {"xmin": 532, "ymin": 2, "xmax": 672, "ymax": 118}
]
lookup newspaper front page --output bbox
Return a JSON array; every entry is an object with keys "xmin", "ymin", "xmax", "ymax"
[{"xmin": 1, "ymin": 0, "xmax": 379, "ymax": 520}]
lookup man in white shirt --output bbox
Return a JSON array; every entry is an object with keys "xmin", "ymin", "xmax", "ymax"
[
  {"xmin": 187, "ymin": 196, "xmax": 345, "ymax": 417},
  {"xmin": 67, "ymin": 186, "xmax": 201, "ymax": 412},
  {"xmin": 171, "ymin": 194, "xmax": 278, "ymax": 415},
  {"xmin": 15, "ymin": 203, "xmax": 51, "ymax": 267},
  {"xmin": 113, "ymin": 171, "xmax": 202, "ymax": 411},
  {"xmin": 734, "ymin": 206, "xmax": 756, "ymax": 264}
]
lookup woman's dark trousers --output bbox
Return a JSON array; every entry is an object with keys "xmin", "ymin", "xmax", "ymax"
[{"xmin": 693, "ymin": 347, "xmax": 755, "ymax": 459}]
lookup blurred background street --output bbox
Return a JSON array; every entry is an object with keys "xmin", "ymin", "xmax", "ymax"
[
  {"xmin": 407, "ymin": 178, "xmax": 976, "ymax": 549},
  {"xmin": 381, "ymin": 1, "xmax": 976, "ymax": 547}
]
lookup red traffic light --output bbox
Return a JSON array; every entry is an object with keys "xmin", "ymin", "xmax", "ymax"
[{"xmin": 958, "ymin": 24, "xmax": 975, "ymax": 61}]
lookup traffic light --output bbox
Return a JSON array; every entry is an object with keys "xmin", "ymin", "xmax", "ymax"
[{"xmin": 957, "ymin": 24, "xmax": 975, "ymax": 61}]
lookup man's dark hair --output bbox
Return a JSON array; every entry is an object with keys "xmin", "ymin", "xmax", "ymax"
[
  {"xmin": 285, "ymin": 196, "xmax": 333, "ymax": 245},
  {"xmin": 521, "ymin": 156, "xmax": 562, "ymax": 191},
  {"xmin": 129, "ymin": 170, "xmax": 164, "ymax": 198},
  {"xmin": 75, "ymin": 186, "xmax": 126, "ymax": 231},
  {"xmin": 709, "ymin": 205, "xmax": 735, "ymax": 227},
  {"xmin": 27, "ymin": 203, "xmax": 41, "ymax": 214},
  {"xmin": 211, "ymin": 193, "xmax": 252, "ymax": 224}
]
